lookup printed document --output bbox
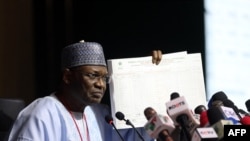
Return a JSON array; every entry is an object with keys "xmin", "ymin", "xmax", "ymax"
[{"xmin": 107, "ymin": 51, "xmax": 206, "ymax": 129}]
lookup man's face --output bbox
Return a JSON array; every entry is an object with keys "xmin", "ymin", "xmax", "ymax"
[{"xmin": 67, "ymin": 65, "xmax": 108, "ymax": 105}]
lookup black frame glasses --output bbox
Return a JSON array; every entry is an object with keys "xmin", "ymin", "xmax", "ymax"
[{"xmin": 82, "ymin": 73, "xmax": 110, "ymax": 84}]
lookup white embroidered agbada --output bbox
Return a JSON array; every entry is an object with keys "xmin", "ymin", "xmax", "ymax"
[
  {"xmin": 7, "ymin": 93, "xmax": 111, "ymax": 141},
  {"xmin": 7, "ymin": 93, "xmax": 154, "ymax": 141}
]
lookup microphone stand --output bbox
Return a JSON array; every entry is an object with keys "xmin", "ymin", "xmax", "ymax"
[
  {"xmin": 125, "ymin": 119, "xmax": 145, "ymax": 141},
  {"xmin": 111, "ymin": 122, "xmax": 125, "ymax": 141},
  {"xmin": 176, "ymin": 114, "xmax": 191, "ymax": 141}
]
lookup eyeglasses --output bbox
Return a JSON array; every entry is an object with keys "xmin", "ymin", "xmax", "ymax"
[{"xmin": 83, "ymin": 73, "xmax": 110, "ymax": 84}]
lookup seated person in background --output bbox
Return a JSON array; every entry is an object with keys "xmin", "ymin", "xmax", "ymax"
[{"xmin": 7, "ymin": 40, "xmax": 162, "ymax": 141}]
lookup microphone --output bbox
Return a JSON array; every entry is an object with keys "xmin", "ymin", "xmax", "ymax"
[
  {"xmin": 206, "ymin": 106, "xmax": 224, "ymax": 125},
  {"xmin": 208, "ymin": 92, "xmax": 241, "ymax": 123},
  {"xmin": 208, "ymin": 91, "xmax": 227, "ymax": 108},
  {"xmin": 211, "ymin": 120, "xmax": 233, "ymax": 140},
  {"xmin": 206, "ymin": 107, "xmax": 234, "ymax": 140},
  {"xmin": 191, "ymin": 127, "xmax": 218, "ymax": 141},
  {"xmin": 240, "ymin": 115, "xmax": 250, "ymax": 125},
  {"xmin": 115, "ymin": 111, "xmax": 145, "ymax": 141},
  {"xmin": 238, "ymin": 109, "xmax": 250, "ymax": 117},
  {"xmin": 199, "ymin": 110, "xmax": 209, "ymax": 127},
  {"xmin": 170, "ymin": 92, "xmax": 180, "ymax": 100},
  {"xmin": 143, "ymin": 107, "xmax": 175, "ymax": 141},
  {"xmin": 194, "ymin": 105, "xmax": 207, "ymax": 115},
  {"xmin": 207, "ymin": 105, "xmax": 240, "ymax": 125},
  {"xmin": 211, "ymin": 91, "xmax": 228, "ymax": 100},
  {"xmin": 166, "ymin": 95, "xmax": 200, "ymax": 141},
  {"xmin": 245, "ymin": 99, "xmax": 250, "ymax": 112},
  {"xmin": 222, "ymin": 99, "xmax": 242, "ymax": 120},
  {"xmin": 194, "ymin": 105, "xmax": 209, "ymax": 127},
  {"xmin": 211, "ymin": 100, "xmax": 224, "ymax": 107},
  {"xmin": 105, "ymin": 115, "xmax": 125, "ymax": 141}
]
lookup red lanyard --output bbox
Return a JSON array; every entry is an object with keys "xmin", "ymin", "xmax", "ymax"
[{"xmin": 56, "ymin": 95, "xmax": 90, "ymax": 141}]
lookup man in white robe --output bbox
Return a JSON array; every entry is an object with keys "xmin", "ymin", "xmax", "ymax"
[
  {"xmin": 8, "ymin": 95, "xmax": 154, "ymax": 141},
  {"xmin": 7, "ymin": 41, "xmax": 161, "ymax": 141}
]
